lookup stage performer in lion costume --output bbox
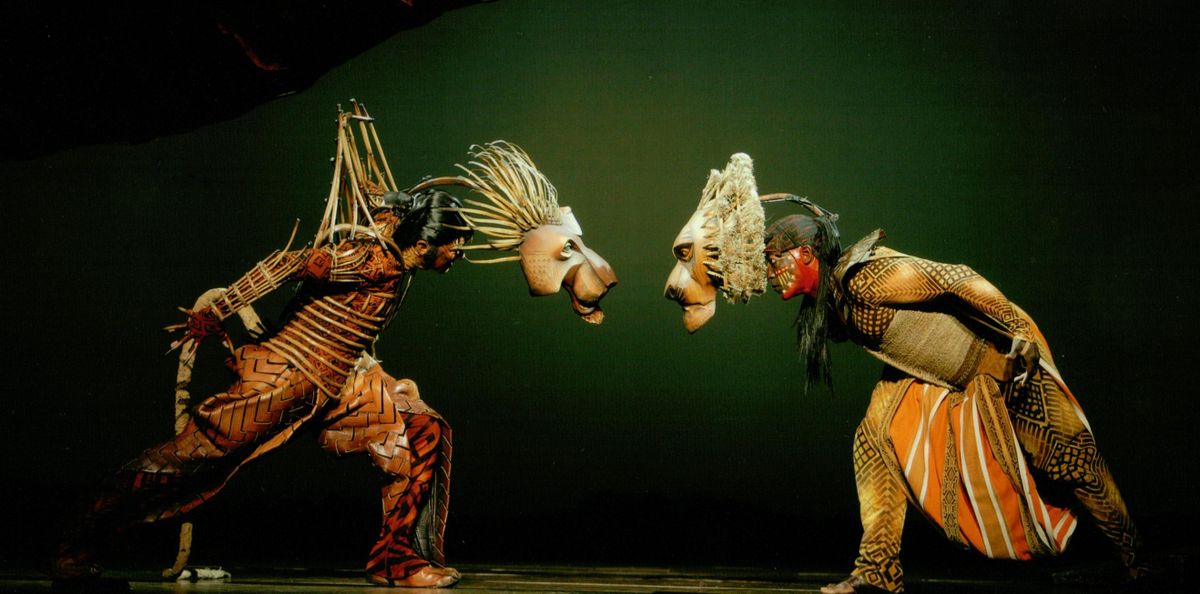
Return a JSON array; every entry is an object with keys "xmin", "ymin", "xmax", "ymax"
[
  {"xmin": 664, "ymin": 153, "xmax": 1144, "ymax": 593},
  {"xmin": 53, "ymin": 101, "xmax": 616, "ymax": 590}
]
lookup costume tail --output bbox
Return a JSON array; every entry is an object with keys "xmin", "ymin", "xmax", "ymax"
[{"xmin": 162, "ymin": 288, "xmax": 265, "ymax": 580}]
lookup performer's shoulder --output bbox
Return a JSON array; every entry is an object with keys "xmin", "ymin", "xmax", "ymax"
[{"xmin": 834, "ymin": 229, "xmax": 910, "ymax": 280}]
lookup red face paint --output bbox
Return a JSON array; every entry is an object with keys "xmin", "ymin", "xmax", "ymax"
[{"xmin": 768, "ymin": 245, "xmax": 820, "ymax": 300}]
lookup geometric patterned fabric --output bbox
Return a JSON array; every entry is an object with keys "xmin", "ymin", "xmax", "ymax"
[{"xmin": 834, "ymin": 234, "xmax": 1142, "ymax": 592}]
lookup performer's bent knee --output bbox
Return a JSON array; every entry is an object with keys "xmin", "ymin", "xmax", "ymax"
[{"xmin": 1035, "ymin": 428, "xmax": 1103, "ymax": 487}]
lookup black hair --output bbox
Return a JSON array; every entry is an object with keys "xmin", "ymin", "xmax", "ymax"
[
  {"xmin": 764, "ymin": 212, "xmax": 843, "ymax": 393},
  {"xmin": 382, "ymin": 190, "xmax": 473, "ymax": 248}
]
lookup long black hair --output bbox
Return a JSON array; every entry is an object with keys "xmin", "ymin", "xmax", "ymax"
[{"xmin": 765, "ymin": 211, "xmax": 842, "ymax": 392}]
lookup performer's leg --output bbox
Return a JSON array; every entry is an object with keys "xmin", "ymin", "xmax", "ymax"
[
  {"xmin": 319, "ymin": 371, "xmax": 457, "ymax": 588},
  {"xmin": 55, "ymin": 346, "xmax": 314, "ymax": 579},
  {"xmin": 368, "ymin": 414, "xmax": 454, "ymax": 586},
  {"xmin": 54, "ymin": 426, "xmax": 233, "ymax": 576},
  {"xmin": 824, "ymin": 419, "xmax": 908, "ymax": 594},
  {"xmin": 1007, "ymin": 372, "xmax": 1144, "ymax": 577}
]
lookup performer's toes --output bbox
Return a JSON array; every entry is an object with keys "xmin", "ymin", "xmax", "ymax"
[
  {"xmin": 1123, "ymin": 559, "xmax": 1182, "ymax": 591},
  {"xmin": 820, "ymin": 575, "xmax": 892, "ymax": 594},
  {"xmin": 436, "ymin": 566, "xmax": 462, "ymax": 581},
  {"xmin": 51, "ymin": 561, "xmax": 101, "ymax": 582},
  {"xmin": 369, "ymin": 565, "xmax": 461, "ymax": 588},
  {"xmin": 1128, "ymin": 564, "xmax": 1152, "ymax": 581},
  {"xmin": 50, "ymin": 556, "xmax": 130, "ymax": 593}
]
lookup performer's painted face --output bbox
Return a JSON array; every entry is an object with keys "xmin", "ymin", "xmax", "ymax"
[
  {"xmin": 518, "ymin": 217, "xmax": 617, "ymax": 325},
  {"xmin": 663, "ymin": 206, "xmax": 719, "ymax": 333},
  {"xmin": 429, "ymin": 237, "xmax": 466, "ymax": 273},
  {"xmin": 767, "ymin": 244, "xmax": 819, "ymax": 300},
  {"xmin": 415, "ymin": 237, "xmax": 465, "ymax": 273}
]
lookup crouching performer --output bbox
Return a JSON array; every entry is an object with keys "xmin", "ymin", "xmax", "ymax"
[
  {"xmin": 664, "ymin": 154, "xmax": 1145, "ymax": 593},
  {"xmin": 54, "ymin": 104, "xmax": 617, "ymax": 590}
]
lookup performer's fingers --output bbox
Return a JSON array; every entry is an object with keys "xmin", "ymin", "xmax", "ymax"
[
  {"xmin": 167, "ymin": 333, "xmax": 199, "ymax": 355},
  {"xmin": 1024, "ymin": 343, "xmax": 1039, "ymax": 374},
  {"xmin": 1006, "ymin": 340, "xmax": 1022, "ymax": 359}
]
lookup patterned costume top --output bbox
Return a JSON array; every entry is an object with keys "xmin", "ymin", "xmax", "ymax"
[
  {"xmin": 208, "ymin": 211, "xmax": 410, "ymax": 397},
  {"xmin": 831, "ymin": 230, "xmax": 1042, "ymax": 390},
  {"xmin": 823, "ymin": 230, "xmax": 1141, "ymax": 594}
]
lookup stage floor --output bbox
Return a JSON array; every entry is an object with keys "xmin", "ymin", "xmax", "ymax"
[{"xmin": 0, "ymin": 563, "xmax": 1154, "ymax": 593}]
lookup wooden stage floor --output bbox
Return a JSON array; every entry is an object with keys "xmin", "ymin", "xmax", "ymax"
[{"xmin": 0, "ymin": 563, "xmax": 1166, "ymax": 593}]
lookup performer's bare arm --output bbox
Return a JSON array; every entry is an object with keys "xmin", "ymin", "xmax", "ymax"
[{"xmin": 851, "ymin": 256, "xmax": 1040, "ymax": 382}]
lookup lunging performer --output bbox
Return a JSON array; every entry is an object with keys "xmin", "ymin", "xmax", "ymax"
[
  {"xmin": 664, "ymin": 153, "xmax": 1145, "ymax": 593},
  {"xmin": 54, "ymin": 103, "xmax": 616, "ymax": 590}
]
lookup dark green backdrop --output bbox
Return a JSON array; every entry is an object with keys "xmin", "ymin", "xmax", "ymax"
[{"xmin": 2, "ymin": 0, "xmax": 1196, "ymax": 571}]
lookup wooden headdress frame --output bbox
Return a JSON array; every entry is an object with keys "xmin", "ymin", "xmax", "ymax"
[{"xmin": 313, "ymin": 99, "xmax": 403, "ymax": 256}]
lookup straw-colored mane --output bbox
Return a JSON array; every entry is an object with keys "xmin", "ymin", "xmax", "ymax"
[
  {"xmin": 698, "ymin": 153, "xmax": 767, "ymax": 303},
  {"xmin": 451, "ymin": 142, "xmax": 564, "ymax": 252}
]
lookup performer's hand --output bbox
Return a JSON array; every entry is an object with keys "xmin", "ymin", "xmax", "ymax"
[
  {"xmin": 165, "ymin": 306, "xmax": 233, "ymax": 357},
  {"xmin": 1006, "ymin": 335, "xmax": 1040, "ymax": 385}
]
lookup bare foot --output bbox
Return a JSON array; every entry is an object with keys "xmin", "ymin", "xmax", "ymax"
[
  {"xmin": 820, "ymin": 575, "xmax": 891, "ymax": 594},
  {"xmin": 51, "ymin": 558, "xmax": 102, "ymax": 581}
]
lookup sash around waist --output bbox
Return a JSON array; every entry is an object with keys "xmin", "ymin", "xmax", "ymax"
[{"xmin": 866, "ymin": 308, "xmax": 1011, "ymax": 390}]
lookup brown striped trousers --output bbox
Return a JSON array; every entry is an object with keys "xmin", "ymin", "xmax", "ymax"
[{"xmin": 61, "ymin": 345, "xmax": 450, "ymax": 583}]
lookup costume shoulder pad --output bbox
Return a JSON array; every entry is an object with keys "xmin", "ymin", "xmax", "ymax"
[{"xmin": 833, "ymin": 229, "xmax": 886, "ymax": 284}]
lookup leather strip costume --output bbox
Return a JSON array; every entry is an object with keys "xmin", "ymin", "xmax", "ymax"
[
  {"xmin": 57, "ymin": 211, "xmax": 456, "ymax": 586},
  {"xmin": 54, "ymin": 107, "xmax": 617, "ymax": 589}
]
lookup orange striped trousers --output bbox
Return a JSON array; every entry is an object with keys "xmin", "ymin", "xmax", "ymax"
[{"xmin": 848, "ymin": 365, "xmax": 1139, "ymax": 592}]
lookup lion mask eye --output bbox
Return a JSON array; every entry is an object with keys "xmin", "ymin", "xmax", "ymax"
[{"xmin": 674, "ymin": 243, "xmax": 693, "ymax": 262}]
